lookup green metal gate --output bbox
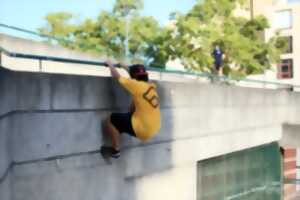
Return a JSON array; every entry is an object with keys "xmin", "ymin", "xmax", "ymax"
[{"xmin": 197, "ymin": 143, "xmax": 282, "ymax": 200}]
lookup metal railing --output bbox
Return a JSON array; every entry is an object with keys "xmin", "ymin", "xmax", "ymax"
[
  {"xmin": 1, "ymin": 22, "xmax": 300, "ymax": 90},
  {"xmin": 148, "ymin": 66, "xmax": 300, "ymax": 89},
  {"xmin": 0, "ymin": 23, "xmax": 72, "ymax": 43},
  {"xmin": 0, "ymin": 46, "xmax": 111, "ymax": 67}
]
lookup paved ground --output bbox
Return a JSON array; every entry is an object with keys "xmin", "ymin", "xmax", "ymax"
[{"xmin": 290, "ymin": 192, "xmax": 300, "ymax": 200}]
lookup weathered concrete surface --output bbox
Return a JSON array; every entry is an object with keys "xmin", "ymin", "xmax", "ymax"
[
  {"xmin": 1, "ymin": 34, "xmax": 300, "ymax": 200},
  {"xmin": 280, "ymin": 124, "xmax": 300, "ymax": 148},
  {"xmin": 0, "ymin": 68, "xmax": 294, "ymax": 161},
  {"xmin": 12, "ymin": 158, "xmax": 196, "ymax": 200},
  {"xmin": 0, "ymin": 173, "xmax": 11, "ymax": 200},
  {"xmin": 0, "ymin": 66, "xmax": 299, "ymax": 200},
  {"xmin": 0, "ymin": 115, "xmax": 12, "ymax": 200},
  {"xmin": 0, "ymin": 118, "xmax": 11, "ymax": 176},
  {"xmin": 298, "ymin": 149, "xmax": 300, "ymax": 191}
]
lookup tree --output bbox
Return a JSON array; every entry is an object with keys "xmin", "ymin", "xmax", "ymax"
[
  {"xmin": 161, "ymin": 0, "xmax": 285, "ymax": 76},
  {"xmin": 38, "ymin": 0, "xmax": 163, "ymax": 63},
  {"xmin": 113, "ymin": 0, "xmax": 143, "ymax": 16},
  {"xmin": 38, "ymin": 12, "xmax": 77, "ymax": 48},
  {"xmin": 39, "ymin": 0, "xmax": 285, "ymax": 77}
]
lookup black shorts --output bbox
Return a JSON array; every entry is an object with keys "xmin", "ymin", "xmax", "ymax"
[
  {"xmin": 110, "ymin": 113, "xmax": 136, "ymax": 137},
  {"xmin": 215, "ymin": 62, "xmax": 223, "ymax": 71}
]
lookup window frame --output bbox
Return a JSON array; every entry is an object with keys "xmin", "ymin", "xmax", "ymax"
[
  {"xmin": 277, "ymin": 59, "xmax": 293, "ymax": 79},
  {"xmin": 274, "ymin": 9, "xmax": 293, "ymax": 30}
]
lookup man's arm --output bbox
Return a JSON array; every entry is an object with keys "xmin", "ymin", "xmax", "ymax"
[
  {"xmin": 107, "ymin": 61, "xmax": 139, "ymax": 95},
  {"xmin": 120, "ymin": 62, "xmax": 129, "ymax": 73},
  {"xmin": 107, "ymin": 60, "xmax": 120, "ymax": 79}
]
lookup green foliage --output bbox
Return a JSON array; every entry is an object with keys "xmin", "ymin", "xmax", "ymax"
[
  {"xmin": 163, "ymin": 0, "xmax": 285, "ymax": 76},
  {"xmin": 274, "ymin": 36, "xmax": 290, "ymax": 53},
  {"xmin": 39, "ymin": 0, "xmax": 285, "ymax": 77},
  {"xmin": 38, "ymin": 12, "xmax": 77, "ymax": 47},
  {"xmin": 113, "ymin": 0, "xmax": 143, "ymax": 16}
]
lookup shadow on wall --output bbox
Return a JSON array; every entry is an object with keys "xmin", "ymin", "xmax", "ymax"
[
  {"xmin": 0, "ymin": 67, "xmax": 175, "ymax": 200},
  {"xmin": 0, "ymin": 68, "xmax": 14, "ymax": 200}
]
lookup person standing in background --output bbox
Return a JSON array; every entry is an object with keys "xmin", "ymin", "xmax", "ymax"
[{"xmin": 212, "ymin": 45, "xmax": 224, "ymax": 76}]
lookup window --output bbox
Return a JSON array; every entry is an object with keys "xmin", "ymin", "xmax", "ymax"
[
  {"xmin": 274, "ymin": 10, "xmax": 292, "ymax": 29},
  {"xmin": 279, "ymin": 36, "xmax": 293, "ymax": 54},
  {"xmin": 278, "ymin": 59, "xmax": 293, "ymax": 79}
]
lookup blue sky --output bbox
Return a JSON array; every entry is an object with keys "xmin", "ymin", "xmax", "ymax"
[
  {"xmin": 288, "ymin": 0, "xmax": 300, "ymax": 3},
  {"xmin": 0, "ymin": 0, "xmax": 197, "ymax": 40}
]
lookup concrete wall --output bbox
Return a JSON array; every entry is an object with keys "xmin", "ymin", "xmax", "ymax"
[
  {"xmin": 281, "ymin": 124, "xmax": 300, "ymax": 148},
  {"xmin": 1, "ymin": 34, "xmax": 300, "ymax": 200},
  {"xmin": 0, "ymin": 68, "xmax": 13, "ymax": 200},
  {"xmin": 251, "ymin": 0, "xmax": 300, "ymax": 87},
  {"xmin": 0, "ymin": 66, "xmax": 299, "ymax": 200},
  {"xmin": 0, "ymin": 117, "xmax": 12, "ymax": 200},
  {"xmin": 297, "ymin": 149, "xmax": 300, "ymax": 191}
]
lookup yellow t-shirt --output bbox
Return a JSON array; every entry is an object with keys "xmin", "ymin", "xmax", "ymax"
[{"xmin": 118, "ymin": 77, "xmax": 161, "ymax": 142}]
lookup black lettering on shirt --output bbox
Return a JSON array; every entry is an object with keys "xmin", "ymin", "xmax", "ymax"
[{"xmin": 143, "ymin": 86, "xmax": 159, "ymax": 108}]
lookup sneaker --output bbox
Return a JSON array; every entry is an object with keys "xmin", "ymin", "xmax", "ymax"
[
  {"xmin": 111, "ymin": 150, "xmax": 120, "ymax": 159},
  {"xmin": 100, "ymin": 146, "xmax": 120, "ymax": 159}
]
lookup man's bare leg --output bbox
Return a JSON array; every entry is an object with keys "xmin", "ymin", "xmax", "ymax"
[
  {"xmin": 218, "ymin": 67, "xmax": 223, "ymax": 76},
  {"xmin": 105, "ymin": 116, "xmax": 120, "ymax": 151}
]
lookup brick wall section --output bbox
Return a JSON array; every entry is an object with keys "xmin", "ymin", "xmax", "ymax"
[{"xmin": 284, "ymin": 148, "xmax": 297, "ymax": 200}]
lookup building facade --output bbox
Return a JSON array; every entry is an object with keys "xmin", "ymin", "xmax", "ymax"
[
  {"xmin": 249, "ymin": 0, "xmax": 300, "ymax": 88},
  {"xmin": 251, "ymin": 1, "xmax": 300, "ymax": 199}
]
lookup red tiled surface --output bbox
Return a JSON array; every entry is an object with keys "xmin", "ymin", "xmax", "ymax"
[
  {"xmin": 284, "ymin": 149, "xmax": 297, "ymax": 158},
  {"xmin": 283, "ymin": 148, "xmax": 297, "ymax": 200},
  {"xmin": 285, "ymin": 161, "xmax": 297, "ymax": 171},
  {"xmin": 285, "ymin": 173, "xmax": 296, "ymax": 179}
]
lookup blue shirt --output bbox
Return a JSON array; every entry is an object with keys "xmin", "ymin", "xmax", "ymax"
[{"xmin": 213, "ymin": 49, "xmax": 223, "ymax": 64}]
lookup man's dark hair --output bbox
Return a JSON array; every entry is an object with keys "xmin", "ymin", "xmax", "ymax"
[{"xmin": 129, "ymin": 64, "xmax": 149, "ymax": 82}]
